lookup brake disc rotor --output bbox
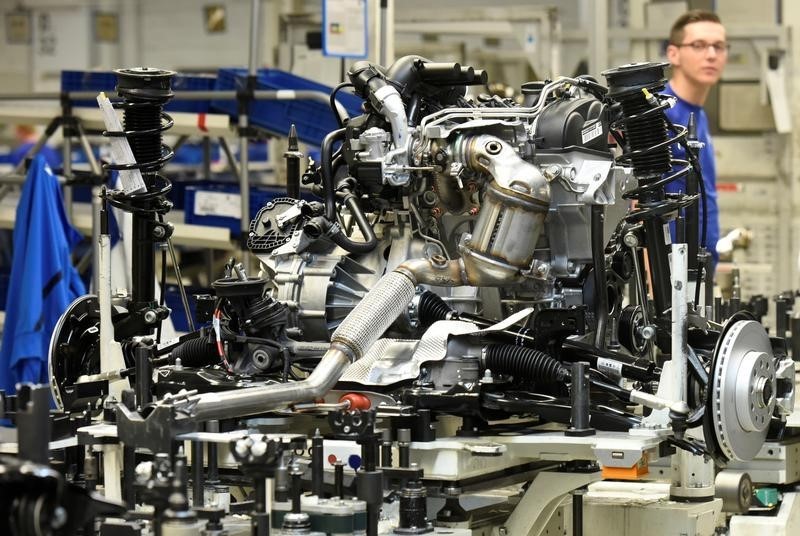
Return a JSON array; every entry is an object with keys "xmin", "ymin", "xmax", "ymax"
[{"xmin": 709, "ymin": 319, "xmax": 776, "ymax": 461}]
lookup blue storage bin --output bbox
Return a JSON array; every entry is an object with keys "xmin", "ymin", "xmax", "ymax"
[
  {"xmin": 184, "ymin": 183, "xmax": 286, "ymax": 235},
  {"xmin": 211, "ymin": 68, "xmax": 363, "ymax": 146},
  {"xmin": 169, "ymin": 74, "xmax": 217, "ymax": 113},
  {"xmin": 60, "ymin": 71, "xmax": 216, "ymax": 113},
  {"xmin": 61, "ymin": 70, "xmax": 117, "ymax": 107}
]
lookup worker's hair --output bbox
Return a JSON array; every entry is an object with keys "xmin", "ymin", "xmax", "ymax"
[{"xmin": 669, "ymin": 9, "xmax": 722, "ymax": 45}]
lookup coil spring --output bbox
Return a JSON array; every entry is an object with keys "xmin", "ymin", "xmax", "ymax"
[
  {"xmin": 602, "ymin": 63, "xmax": 697, "ymax": 224},
  {"xmin": 102, "ymin": 69, "xmax": 175, "ymax": 215},
  {"xmin": 615, "ymin": 94, "xmax": 696, "ymax": 222},
  {"xmin": 484, "ymin": 344, "xmax": 569, "ymax": 384}
]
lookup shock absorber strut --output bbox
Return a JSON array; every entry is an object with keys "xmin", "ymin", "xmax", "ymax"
[
  {"xmin": 602, "ymin": 63, "xmax": 694, "ymax": 318},
  {"xmin": 103, "ymin": 68, "xmax": 175, "ymax": 335}
]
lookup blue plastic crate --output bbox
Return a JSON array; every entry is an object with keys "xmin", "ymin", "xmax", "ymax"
[
  {"xmin": 61, "ymin": 70, "xmax": 117, "ymax": 107},
  {"xmin": 211, "ymin": 68, "xmax": 363, "ymax": 146},
  {"xmin": 169, "ymin": 74, "xmax": 217, "ymax": 113},
  {"xmin": 60, "ymin": 71, "xmax": 216, "ymax": 113},
  {"xmin": 184, "ymin": 183, "xmax": 286, "ymax": 235}
]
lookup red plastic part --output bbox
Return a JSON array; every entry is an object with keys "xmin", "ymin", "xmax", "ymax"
[{"xmin": 339, "ymin": 392, "xmax": 371, "ymax": 411}]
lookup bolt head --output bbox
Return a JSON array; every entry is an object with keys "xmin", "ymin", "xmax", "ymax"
[{"xmin": 623, "ymin": 233, "xmax": 639, "ymax": 248}]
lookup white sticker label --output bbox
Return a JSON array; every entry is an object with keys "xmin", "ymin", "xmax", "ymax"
[
  {"xmin": 663, "ymin": 222, "xmax": 672, "ymax": 245},
  {"xmin": 194, "ymin": 191, "xmax": 242, "ymax": 219},
  {"xmin": 97, "ymin": 92, "xmax": 147, "ymax": 195},
  {"xmin": 597, "ymin": 357, "xmax": 623, "ymax": 378},
  {"xmin": 581, "ymin": 121, "xmax": 603, "ymax": 144}
]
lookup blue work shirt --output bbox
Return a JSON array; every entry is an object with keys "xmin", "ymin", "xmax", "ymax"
[
  {"xmin": 0, "ymin": 156, "xmax": 86, "ymax": 395},
  {"xmin": 662, "ymin": 83, "xmax": 720, "ymax": 266}
]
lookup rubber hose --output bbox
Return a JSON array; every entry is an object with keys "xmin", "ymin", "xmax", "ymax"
[
  {"xmin": 321, "ymin": 128, "xmax": 346, "ymax": 220},
  {"xmin": 327, "ymin": 193, "xmax": 378, "ymax": 254},
  {"xmin": 484, "ymin": 344, "xmax": 569, "ymax": 384}
]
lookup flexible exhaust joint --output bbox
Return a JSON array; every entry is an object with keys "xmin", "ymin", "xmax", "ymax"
[{"xmin": 190, "ymin": 272, "xmax": 417, "ymax": 420}]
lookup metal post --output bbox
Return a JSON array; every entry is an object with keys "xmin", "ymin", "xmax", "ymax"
[
  {"xmin": 572, "ymin": 488, "xmax": 584, "ymax": 536},
  {"xmin": 566, "ymin": 362, "xmax": 594, "ymax": 436},
  {"xmin": 671, "ymin": 243, "xmax": 688, "ymax": 404},
  {"xmin": 239, "ymin": 121, "xmax": 251, "ymax": 268},
  {"xmin": 123, "ymin": 445, "xmax": 136, "ymax": 507},
  {"xmin": 91, "ymin": 188, "xmax": 102, "ymax": 292},
  {"xmin": 207, "ymin": 420, "xmax": 220, "ymax": 483},
  {"xmin": 379, "ymin": 0, "xmax": 389, "ymax": 66},
  {"xmin": 777, "ymin": 298, "xmax": 788, "ymax": 339},
  {"xmin": 62, "ymin": 130, "xmax": 74, "ymax": 222},
  {"xmin": 588, "ymin": 0, "xmax": 609, "ymax": 80},
  {"xmin": 248, "ymin": 0, "xmax": 260, "ymax": 75},
  {"xmin": 381, "ymin": 429, "xmax": 393, "ymax": 468},
  {"xmin": 192, "ymin": 437, "xmax": 204, "ymax": 507},
  {"xmin": 311, "ymin": 429, "xmax": 324, "ymax": 497},
  {"xmin": 134, "ymin": 346, "xmax": 153, "ymax": 409},
  {"xmin": 791, "ymin": 315, "xmax": 800, "ymax": 361},
  {"xmin": 334, "ymin": 461, "xmax": 345, "ymax": 499},
  {"xmin": 398, "ymin": 428, "xmax": 411, "ymax": 468},
  {"xmin": 239, "ymin": 0, "xmax": 261, "ymax": 269},
  {"xmin": 218, "ymin": 137, "xmax": 241, "ymax": 179},
  {"xmin": 202, "ymin": 136, "xmax": 212, "ymax": 181},
  {"xmin": 254, "ymin": 477, "xmax": 269, "ymax": 536}
]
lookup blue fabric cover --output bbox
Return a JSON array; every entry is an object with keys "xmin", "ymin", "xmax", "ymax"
[
  {"xmin": 9, "ymin": 142, "xmax": 62, "ymax": 171},
  {"xmin": 0, "ymin": 156, "xmax": 86, "ymax": 394},
  {"xmin": 662, "ymin": 83, "xmax": 720, "ymax": 265}
]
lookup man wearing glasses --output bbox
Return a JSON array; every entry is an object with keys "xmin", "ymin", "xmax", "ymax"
[{"xmin": 664, "ymin": 9, "xmax": 728, "ymax": 271}]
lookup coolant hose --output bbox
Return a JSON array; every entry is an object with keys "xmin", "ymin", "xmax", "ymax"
[
  {"xmin": 483, "ymin": 344, "xmax": 569, "ymax": 384},
  {"xmin": 328, "ymin": 192, "xmax": 378, "ymax": 254},
  {"xmin": 190, "ymin": 271, "xmax": 417, "ymax": 420},
  {"xmin": 321, "ymin": 128, "xmax": 346, "ymax": 221}
]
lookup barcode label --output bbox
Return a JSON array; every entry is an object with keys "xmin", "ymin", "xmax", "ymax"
[{"xmin": 581, "ymin": 121, "xmax": 603, "ymax": 144}]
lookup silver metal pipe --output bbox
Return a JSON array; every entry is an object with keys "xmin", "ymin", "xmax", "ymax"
[
  {"xmin": 0, "ymin": 91, "xmax": 98, "ymax": 100},
  {"xmin": 239, "ymin": 129, "xmax": 250, "ymax": 268},
  {"xmin": 0, "ymin": 89, "xmax": 334, "ymax": 103},
  {"xmin": 189, "ymin": 271, "xmax": 417, "ymax": 421},
  {"xmin": 167, "ymin": 237, "xmax": 195, "ymax": 332},
  {"xmin": 91, "ymin": 186, "xmax": 102, "ymax": 291},
  {"xmin": 671, "ymin": 243, "xmax": 688, "ymax": 404},
  {"xmin": 379, "ymin": 0, "xmax": 389, "ymax": 66},
  {"xmin": 248, "ymin": 0, "xmax": 260, "ymax": 75},
  {"xmin": 218, "ymin": 137, "xmax": 240, "ymax": 179},
  {"xmin": 62, "ymin": 134, "xmax": 74, "ymax": 222},
  {"xmin": 75, "ymin": 122, "xmax": 102, "ymax": 177},
  {"xmin": 192, "ymin": 347, "xmax": 349, "ymax": 421}
]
